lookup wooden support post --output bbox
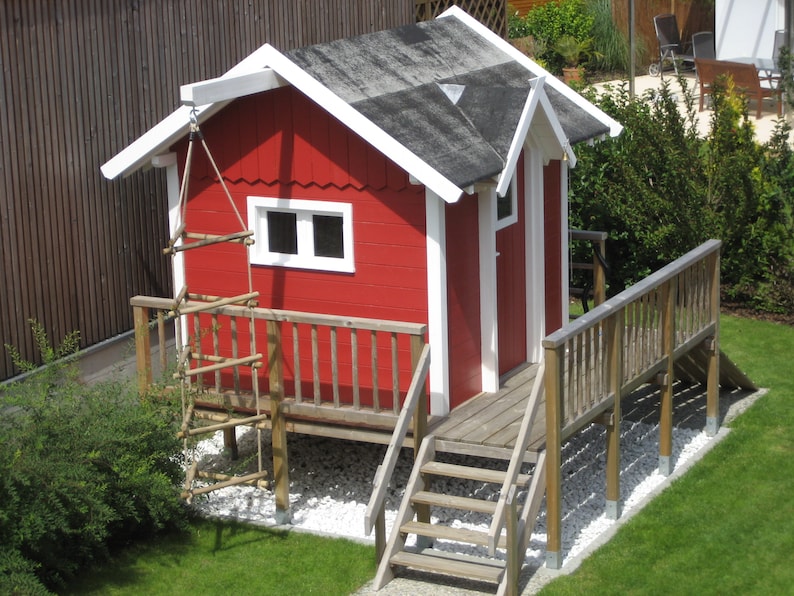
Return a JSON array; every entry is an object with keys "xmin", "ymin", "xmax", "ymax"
[
  {"xmin": 659, "ymin": 280, "xmax": 675, "ymax": 476},
  {"xmin": 133, "ymin": 304, "xmax": 152, "ymax": 396},
  {"xmin": 544, "ymin": 344, "xmax": 564, "ymax": 569},
  {"xmin": 375, "ymin": 506, "xmax": 386, "ymax": 563},
  {"xmin": 267, "ymin": 320, "xmax": 290, "ymax": 523},
  {"xmin": 706, "ymin": 252, "xmax": 721, "ymax": 436},
  {"xmin": 593, "ymin": 238, "xmax": 606, "ymax": 306},
  {"xmin": 411, "ymin": 334, "xmax": 430, "ymax": 529},
  {"xmin": 224, "ymin": 429, "xmax": 239, "ymax": 460},
  {"xmin": 605, "ymin": 312, "xmax": 623, "ymax": 520}
]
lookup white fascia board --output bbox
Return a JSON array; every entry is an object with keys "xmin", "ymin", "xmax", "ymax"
[
  {"xmin": 537, "ymin": 93, "xmax": 577, "ymax": 168},
  {"xmin": 101, "ymin": 43, "xmax": 280, "ymax": 180},
  {"xmin": 495, "ymin": 76, "xmax": 543, "ymax": 197},
  {"xmin": 181, "ymin": 69, "xmax": 288, "ymax": 106},
  {"xmin": 260, "ymin": 45, "xmax": 465, "ymax": 204},
  {"xmin": 438, "ymin": 6, "xmax": 623, "ymax": 139}
]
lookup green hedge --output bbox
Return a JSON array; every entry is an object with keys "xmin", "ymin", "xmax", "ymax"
[
  {"xmin": 0, "ymin": 322, "xmax": 188, "ymax": 593},
  {"xmin": 570, "ymin": 79, "xmax": 794, "ymax": 314}
]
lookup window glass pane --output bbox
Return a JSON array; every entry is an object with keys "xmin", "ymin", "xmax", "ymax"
[
  {"xmin": 267, "ymin": 211, "xmax": 298, "ymax": 254},
  {"xmin": 497, "ymin": 187, "xmax": 513, "ymax": 220},
  {"xmin": 313, "ymin": 214, "xmax": 344, "ymax": 258}
]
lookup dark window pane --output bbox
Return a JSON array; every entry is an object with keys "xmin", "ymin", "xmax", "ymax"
[
  {"xmin": 313, "ymin": 214, "xmax": 344, "ymax": 258},
  {"xmin": 267, "ymin": 211, "xmax": 297, "ymax": 254},
  {"xmin": 497, "ymin": 187, "xmax": 513, "ymax": 220}
]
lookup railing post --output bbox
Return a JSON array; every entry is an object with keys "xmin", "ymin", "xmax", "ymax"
[
  {"xmin": 605, "ymin": 310, "xmax": 624, "ymax": 519},
  {"xmin": 544, "ymin": 343, "xmax": 564, "ymax": 569},
  {"xmin": 133, "ymin": 304, "xmax": 152, "ymax": 395},
  {"xmin": 659, "ymin": 280, "xmax": 676, "ymax": 476},
  {"xmin": 706, "ymin": 251, "xmax": 721, "ymax": 435},
  {"xmin": 593, "ymin": 237, "xmax": 606, "ymax": 306},
  {"xmin": 505, "ymin": 485, "xmax": 519, "ymax": 596},
  {"xmin": 410, "ymin": 334, "xmax": 430, "ymax": 527},
  {"xmin": 267, "ymin": 319, "xmax": 290, "ymax": 523}
]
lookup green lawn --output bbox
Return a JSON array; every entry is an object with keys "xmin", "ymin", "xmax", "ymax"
[
  {"xmin": 63, "ymin": 519, "xmax": 376, "ymax": 595},
  {"xmin": 63, "ymin": 315, "xmax": 792, "ymax": 595},
  {"xmin": 540, "ymin": 314, "xmax": 794, "ymax": 595}
]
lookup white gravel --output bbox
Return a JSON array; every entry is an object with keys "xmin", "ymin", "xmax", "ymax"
[{"xmin": 187, "ymin": 417, "xmax": 713, "ymax": 568}]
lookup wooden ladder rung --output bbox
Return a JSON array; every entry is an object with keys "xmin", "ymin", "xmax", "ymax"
[
  {"xmin": 164, "ymin": 230, "xmax": 254, "ymax": 255},
  {"xmin": 420, "ymin": 461, "xmax": 531, "ymax": 486},
  {"xmin": 177, "ymin": 412, "xmax": 270, "ymax": 438},
  {"xmin": 411, "ymin": 490, "xmax": 498, "ymax": 514},
  {"xmin": 170, "ymin": 291, "xmax": 259, "ymax": 316},
  {"xmin": 181, "ymin": 470, "xmax": 269, "ymax": 499},
  {"xmin": 389, "ymin": 550, "xmax": 504, "ymax": 583},
  {"xmin": 175, "ymin": 353, "xmax": 262, "ymax": 379}
]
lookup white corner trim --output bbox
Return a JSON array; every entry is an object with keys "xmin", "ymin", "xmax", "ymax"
[
  {"xmin": 181, "ymin": 69, "xmax": 288, "ymax": 106},
  {"xmin": 425, "ymin": 190, "xmax": 450, "ymax": 416},
  {"xmin": 478, "ymin": 186, "xmax": 499, "ymax": 393},
  {"xmin": 165, "ymin": 161, "xmax": 188, "ymax": 350},
  {"xmin": 496, "ymin": 76, "xmax": 544, "ymax": 197},
  {"xmin": 261, "ymin": 46, "xmax": 465, "ymax": 205},
  {"xmin": 525, "ymin": 144, "xmax": 545, "ymax": 362},
  {"xmin": 438, "ymin": 6, "xmax": 623, "ymax": 139},
  {"xmin": 561, "ymin": 162, "xmax": 570, "ymax": 325}
]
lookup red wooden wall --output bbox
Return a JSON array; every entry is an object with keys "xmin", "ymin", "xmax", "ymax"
[
  {"xmin": 178, "ymin": 87, "xmax": 428, "ymax": 407},
  {"xmin": 445, "ymin": 195, "xmax": 482, "ymax": 408}
]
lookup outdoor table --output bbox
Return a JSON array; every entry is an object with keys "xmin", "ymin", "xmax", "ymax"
[{"xmin": 724, "ymin": 56, "xmax": 779, "ymax": 79}]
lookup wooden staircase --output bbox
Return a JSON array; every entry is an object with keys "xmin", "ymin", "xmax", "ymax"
[{"xmin": 373, "ymin": 366, "xmax": 547, "ymax": 595}]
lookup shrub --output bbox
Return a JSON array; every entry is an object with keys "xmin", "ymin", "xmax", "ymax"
[{"xmin": 0, "ymin": 321, "xmax": 187, "ymax": 592}]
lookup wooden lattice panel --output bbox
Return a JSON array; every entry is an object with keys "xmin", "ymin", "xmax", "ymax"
[{"xmin": 415, "ymin": 0, "xmax": 507, "ymax": 38}]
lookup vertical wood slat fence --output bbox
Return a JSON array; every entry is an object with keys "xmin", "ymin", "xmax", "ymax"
[
  {"xmin": 0, "ymin": 0, "xmax": 415, "ymax": 382},
  {"xmin": 542, "ymin": 239, "xmax": 722, "ymax": 569},
  {"xmin": 415, "ymin": 0, "xmax": 507, "ymax": 37}
]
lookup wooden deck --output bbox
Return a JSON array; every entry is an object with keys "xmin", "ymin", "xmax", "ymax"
[{"xmin": 428, "ymin": 363, "xmax": 545, "ymax": 462}]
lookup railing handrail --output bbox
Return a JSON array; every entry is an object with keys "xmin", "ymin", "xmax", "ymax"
[
  {"xmin": 487, "ymin": 361, "xmax": 545, "ymax": 554},
  {"xmin": 130, "ymin": 295, "xmax": 427, "ymax": 337},
  {"xmin": 364, "ymin": 343, "xmax": 431, "ymax": 535},
  {"xmin": 544, "ymin": 239, "xmax": 722, "ymax": 349}
]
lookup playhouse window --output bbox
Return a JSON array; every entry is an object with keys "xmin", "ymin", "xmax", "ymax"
[
  {"xmin": 247, "ymin": 197, "xmax": 354, "ymax": 272},
  {"xmin": 495, "ymin": 173, "xmax": 518, "ymax": 231}
]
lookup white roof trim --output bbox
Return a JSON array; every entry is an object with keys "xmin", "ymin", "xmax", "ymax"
[
  {"xmin": 438, "ymin": 6, "xmax": 623, "ymax": 139},
  {"xmin": 538, "ymin": 92, "xmax": 577, "ymax": 167},
  {"xmin": 181, "ymin": 69, "xmax": 288, "ymax": 106},
  {"xmin": 260, "ymin": 45, "xmax": 465, "ymax": 204},
  {"xmin": 101, "ymin": 44, "xmax": 281, "ymax": 180},
  {"xmin": 495, "ymin": 76, "xmax": 544, "ymax": 197}
]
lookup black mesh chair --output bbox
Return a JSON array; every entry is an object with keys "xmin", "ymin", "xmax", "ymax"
[
  {"xmin": 649, "ymin": 14, "xmax": 694, "ymax": 78},
  {"xmin": 692, "ymin": 31, "xmax": 715, "ymax": 60}
]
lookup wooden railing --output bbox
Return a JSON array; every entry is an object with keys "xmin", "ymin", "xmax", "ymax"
[
  {"xmin": 542, "ymin": 239, "xmax": 721, "ymax": 569},
  {"xmin": 131, "ymin": 296, "xmax": 429, "ymax": 517}
]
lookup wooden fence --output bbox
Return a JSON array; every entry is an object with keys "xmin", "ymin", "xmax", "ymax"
[{"xmin": 0, "ymin": 0, "xmax": 415, "ymax": 381}]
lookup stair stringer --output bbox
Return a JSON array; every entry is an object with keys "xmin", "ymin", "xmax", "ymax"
[{"xmin": 373, "ymin": 434, "xmax": 437, "ymax": 590}]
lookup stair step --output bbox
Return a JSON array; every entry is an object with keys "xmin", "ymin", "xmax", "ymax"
[
  {"xmin": 411, "ymin": 490, "xmax": 498, "ymax": 514},
  {"xmin": 400, "ymin": 520, "xmax": 507, "ymax": 549},
  {"xmin": 390, "ymin": 550, "xmax": 504, "ymax": 583},
  {"xmin": 420, "ymin": 460, "xmax": 532, "ymax": 486}
]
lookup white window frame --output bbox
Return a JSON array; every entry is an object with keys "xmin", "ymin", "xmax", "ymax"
[
  {"xmin": 247, "ymin": 196, "xmax": 355, "ymax": 273},
  {"xmin": 495, "ymin": 172, "xmax": 518, "ymax": 231}
]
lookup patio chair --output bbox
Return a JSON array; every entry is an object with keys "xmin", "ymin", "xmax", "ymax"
[
  {"xmin": 649, "ymin": 14, "xmax": 694, "ymax": 78},
  {"xmin": 692, "ymin": 31, "xmax": 715, "ymax": 60}
]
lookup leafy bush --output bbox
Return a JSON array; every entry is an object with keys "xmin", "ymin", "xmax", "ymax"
[
  {"xmin": 0, "ymin": 321, "xmax": 187, "ymax": 592},
  {"xmin": 510, "ymin": 0, "xmax": 594, "ymax": 73},
  {"xmin": 570, "ymin": 76, "xmax": 794, "ymax": 314}
]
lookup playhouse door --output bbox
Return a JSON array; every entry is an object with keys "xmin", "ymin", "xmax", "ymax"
[{"xmin": 496, "ymin": 222, "xmax": 527, "ymax": 376}]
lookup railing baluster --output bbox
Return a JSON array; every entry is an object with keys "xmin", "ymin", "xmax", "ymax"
[
  {"xmin": 391, "ymin": 332, "xmax": 399, "ymax": 414},
  {"xmin": 351, "ymin": 328, "xmax": 360, "ymax": 410},
  {"xmin": 212, "ymin": 313, "xmax": 221, "ymax": 393},
  {"xmin": 193, "ymin": 313, "xmax": 203, "ymax": 391},
  {"xmin": 312, "ymin": 324, "xmax": 320, "ymax": 405},
  {"xmin": 371, "ymin": 330, "xmax": 380, "ymax": 413},
  {"xmin": 293, "ymin": 322, "xmax": 302, "ymax": 403},
  {"xmin": 331, "ymin": 326, "xmax": 340, "ymax": 408},
  {"xmin": 231, "ymin": 316, "xmax": 240, "ymax": 394}
]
